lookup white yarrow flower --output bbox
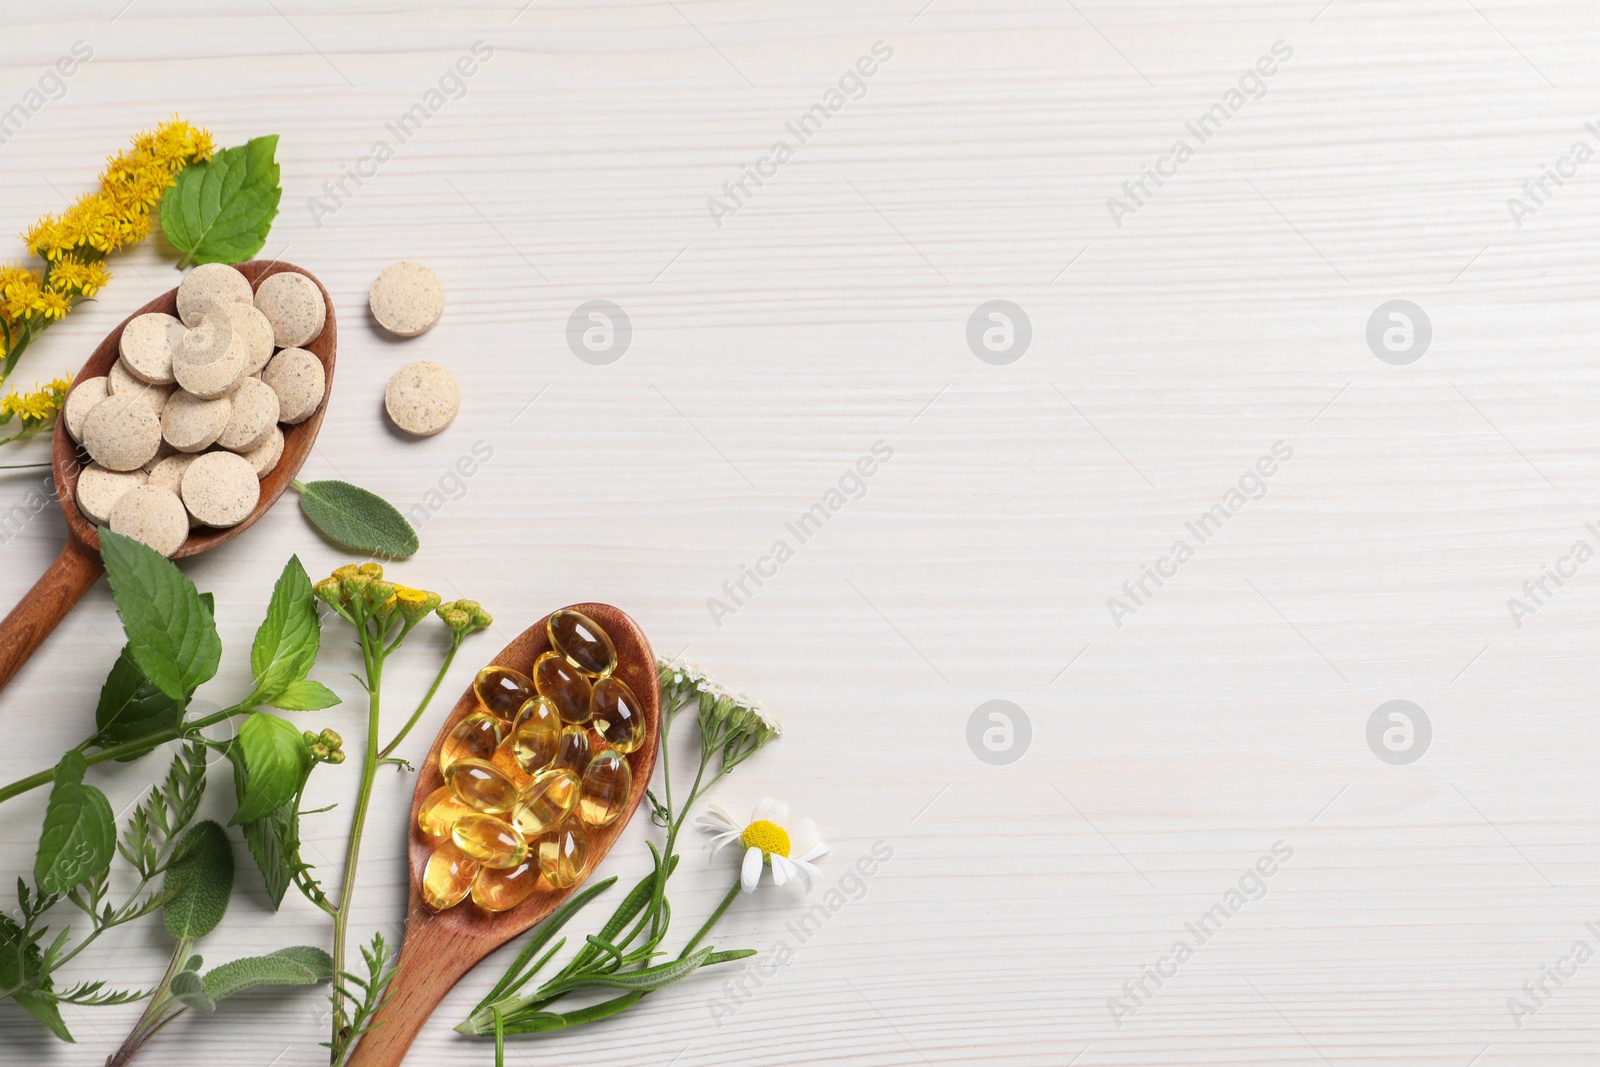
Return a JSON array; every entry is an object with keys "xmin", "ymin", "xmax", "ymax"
[{"xmin": 696, "ymin": 798, "xmax": 827, "ymax": 893}]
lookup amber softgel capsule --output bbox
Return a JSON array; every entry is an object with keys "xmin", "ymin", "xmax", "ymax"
[
  {"xmin": 533, "ymin": 652, "xmax": 592, "ymax": 724},
  {"xmin": 443, "ymin": 757, "xmax": 520, "ymax": 815},
  {"xmin": 547, "ymin": 609, "xmax": 616, "ymax": 678},
  {"xmin": 589, "ymin": 675, "xmax": 644, "ymax": 754},
  {"xmin": 440, "ymin": 711, "xmax": 503, "ymax": 770},
  {"xmin": 471, "ymin": 860, "xmax": 539, "ymax": 913},
  {"xmin": 474, "ymin": 665, "xmax": 533, "ymax": 722},
  {"xmin": 579, "ymin": 747, "xmax": 631, "ymax": 828},
  {"xmin": 511, "ymin": 768, "xmax": 580, "ymax": 837},
  {"xmin": 509, "ymin": 697, "xmax": 560, "ymax": 773},
  {"xmin": 451, "ymin": 813, "xmax": 529, "ymax": 869},
  {"xmin": 422, "ymin": 841, "xmax": 479, "ymax": 911},
  {"xmin": 417, "ymin": 786, "xmax": 475, "ymax": 839},
  {"xmin": 538, "ymin": 825, "xmax": 589, "ymax": 889}
]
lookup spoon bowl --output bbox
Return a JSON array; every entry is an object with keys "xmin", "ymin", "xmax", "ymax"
[
  {"xmin": 346, "ymin": 603, "xmax": 659, "ymax": 1067},
  {"xmin": 0, "ymin": 259, "xmax": 336, "ymax": 693}
]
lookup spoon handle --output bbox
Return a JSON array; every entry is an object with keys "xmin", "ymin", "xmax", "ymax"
[
  {"xmin": 0, "ymin": 539, "xmax": 102, "ymax": 696},
  {"xmin": 344, "ymin": 910, "xmax": 486, "ymax": 1067}
]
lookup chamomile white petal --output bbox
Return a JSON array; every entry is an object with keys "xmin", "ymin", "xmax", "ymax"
[{"xmin": 741, "ymin": 845, "xmax": 765, "ymax": 893}]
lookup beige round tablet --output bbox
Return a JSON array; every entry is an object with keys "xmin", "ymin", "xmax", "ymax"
[
  {"xmin": 173, "ymin": 311, "xmax": 246, "ymax": 399},
  {"xmin": 107, "ymin": 359, "xmax": 176, "ymax": 416},
  {"xmin": 260, "ymin": 348, "xmax": 325, "ymax": 424},
  {"xmin": 147, "ymin": 452, "xmax": 198, "ymax": 493},
  {"xmin": 370, "ymin": 262, "xmax": 443, "ymax": 337},
  {"xmin": 63, "ymin": 377, "xmax": 109, "ymax": 443},
  {"xmin": 162, "ymin": 391, "xmax": 232, "ymax": 453},
  {"xmin": 176, "ymin": 263, "xmax": 252, "ymax": 326},
  {"xmin": 118, "ymin": 313, "xmax": 184, "ymax": 385},
  {"xmin": 147, "ymin": 453, "xmax": 203, "ymax": 526},
  {"xmin": 384, "ymin": 361, "xmax": 458, "ymax": 436},
  {"xmin": 254, "ymin": 271, "xmax": 326, "ymax": 348},
  {"xmin": 181, "ymin": 450, "xmax": 259, "ymax": 528},
  {"xmin": 108, "ymin": 485, "xmax": 189, "ymax": 557},
  {"xmin": 142, "ymin": 440, "xmax": 175, "ymax": 472},
  {"xmin": 82, "ymin": 393, "xmax": 162, "ymax": 471},
  {"xmin": 222, "ymin": 302, "xmax": 276, "ymax": 376},
  {"xmin": 216, "ymin": 376, "xmax": 279, "ymax": 452},
  {"xmin": 75, "ymin": 464, "xmax": 147, "ymax": 524},
  {"xmin": 241, "ymin": 424, "xmax": 284, "ymax": 478}
]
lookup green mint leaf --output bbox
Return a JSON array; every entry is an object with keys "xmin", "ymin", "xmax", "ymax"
[
  {"xmin": 159, "ymin": 134, "xmax": 282, "ymax": 267},
  {"xmin": 0, "ymin": 915, "xmax": 72, "ymax": 1042},
  {"xmin": 201, "ymin": 946, "xmax": 332, "ymax": 1004},
  {"xmin": 34, "ymin": 751, "xmax": 115, "ymax": 895},
  {"xmin": 161, "ymin": 820, "xmax": 234, "ymax": 940},
  {"xmin": 168, "ymin": 968, "xmax": 215, "ymax": 1013},
  {"xmin": 92, "ymin": 647, "xmax": 183, "ymax": 757},
  {"xmin": 230, "ymin": 714, "xmax": 311, "ymax": 825},
  {"xmin": 268, "ymin": 679, "xmax": 340, "ymax": 711},
  {"xmin": 296, "ymin": 480, "xmax": 419, "ymax": 559},
  {"xmin": 249, "ymin": 556, "xmax": 320, "ymax": 705},
  {"xmin": 99, "ymin": 529, "xmax": 221, "ymax": 702},
  {"xmin": 240, "ymin": 801, "xmax": 297, "ymax": 909}
]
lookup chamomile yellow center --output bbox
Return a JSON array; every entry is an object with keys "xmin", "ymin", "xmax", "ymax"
[{"xmin": 740, "ymin": 819, "xmax": 790, "ymax": 858}]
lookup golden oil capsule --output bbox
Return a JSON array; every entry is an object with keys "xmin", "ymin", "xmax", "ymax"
[
  {"xmin": 534, "ymin": 651, "xmax": 592, "ymax": 724},
  {"xmin": 538, "ymin": 824, "xmax": 589, "ymax": 888},
  {"xmin": 510, "ymin": 767, "xmax": 579, "ymax": 836},
  {"xmin": 579, "ymin": 747, "xmax": 631, "ymax": 828},
  {"xmin": 451, "ymin": 813, "xmax": 529, "ymax": 869},
  {"xmin": 510, "ymin": 697, "xmax": 561, "ymax": 773},
  {"xmin": 474, "ymin": 665, "xmax": 533, "ymax": 722},
  {"xmin": 422, "ymin": 841, "xmax": 479, "ymax": 911},
  {"xmin": 443, "ymin": 757, "xmax": 520, "ymax": 815},
  {"xmin": 439, "ymin": 711, "xmax": 503, "ymax": 770},
  {"xmin": 471, "ymin": 860, "xmax": 538, "ymax": 913},
  {"xmin": 547, "ymin": 609, "xmax": 616, "ymax": 678},
  {"xmin": 552, "ymin": 724, "xmax": 591, "ymax": 776},
  {"xmin": 589, "ymin": 676, "xmax": 644, "ymax": 754},
  {"xmin": 490, "ymin": 736, "xmax": 532, "ymax": 791},
  {"xmin": 417, "ymin": 785, "xmax": 474, "ymax": 839}
]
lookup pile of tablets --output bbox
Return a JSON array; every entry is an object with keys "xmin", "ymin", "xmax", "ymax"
[{"xmin": 64, "ymin": 263, "xmax": 328, "ymax": 555}]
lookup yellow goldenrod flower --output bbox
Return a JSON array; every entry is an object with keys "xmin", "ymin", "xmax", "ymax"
[
  {"xmin": 3, "ymin": 117, "xmax": 210, "ymax": 445},
  {"xmin": 35, "ymin": 291, "xmax": 69, "ymax": 321}
]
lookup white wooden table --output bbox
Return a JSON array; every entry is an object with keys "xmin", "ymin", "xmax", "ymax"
[{"xmin": 3, "ymin": 1, "xmax": 1599, "ymax": 1063}]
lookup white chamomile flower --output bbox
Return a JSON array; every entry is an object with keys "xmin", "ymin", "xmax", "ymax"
[{"xmin": 696, "ymin": 798, "xmax": 827, "ymax": 893}]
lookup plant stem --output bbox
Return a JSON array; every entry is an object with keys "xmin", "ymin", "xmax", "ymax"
[
  {"xmin": 679, "ymin": 881, "xmax": 741, "ymax": 958},
  {"xmin": 376, "ymin": 635, "xmax": 461, "ymax": 760},
  {"xmin": 0, "ymin": 704, "xmax": 243, "ymax": 806},
  {"xmin": 106, "ymin": 936, "xmax": 191, "ymax": 1067},
  {"xmin": 330, "ymin": 639, "xmax": 383, "ymax": 1053}
]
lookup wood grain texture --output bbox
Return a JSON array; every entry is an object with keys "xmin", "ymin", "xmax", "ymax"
[
  {"xmin": 0, "ymin": 2, "xmax": 1598, "ymax": 1065},
  {"xmin": 348, "ymin": 603, "xmax": 659, "ymax": 1067}
]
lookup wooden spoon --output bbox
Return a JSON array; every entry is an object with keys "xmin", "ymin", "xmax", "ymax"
[
  {"xmin": 347, "ymin": 603, "xmax": 660, "ymax": 1067},
  {"xmin": 0, "ymin": 259, "xmax": 336, "ymax": 694}
]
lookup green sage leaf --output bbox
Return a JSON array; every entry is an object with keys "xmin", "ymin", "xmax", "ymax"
[
  {"xmin": 268, "ymin": 679, "xmax": 340, "ymax": 711},
  {"xmin": 162, "ymin": 821, "xmax": 234, "ymax": 940},
  {"xmin": 295, "ymin": 480, "xmax": 419, "ymax": 559},
  {"xmin": 34, "ymin": 750, "xmax": 115, "ymax": 895},
  {"xmin": 92, "ymin": 647, "xmax": 183, "ymax": 758},
  {"xmin": 99, "ymin": 529, "xmax": 221, "ymax": 702},
  {"xmin": 160, "ymin": 134, "xmax": 282, "ymax": 267},
  {"xmin": 0, "ymin": 916, "xmax": 71, "ymax": 1041},
  {"xmin": 231, "ymin": 714, "xmax": 311, "ymax": 825},
  {"xmin": 168, "ymin": 968, "xmax": 215, "ymax": 1013},
  {"xmin": 200, "ymin": 946, "xmax": 332, "ymax": 1005},
  {"xmin": 249, "ymin": 556, "xmax": 320, "ymax": 705}
]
